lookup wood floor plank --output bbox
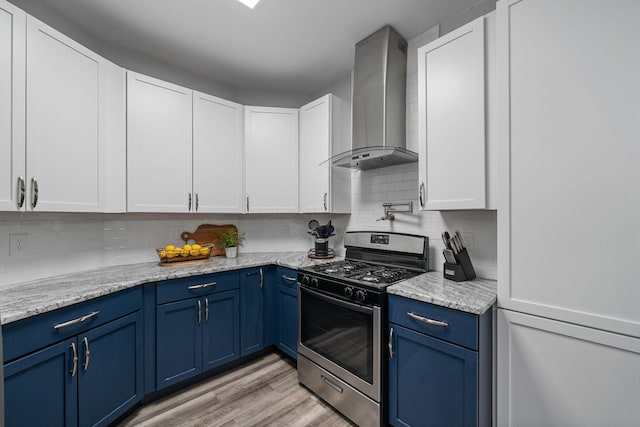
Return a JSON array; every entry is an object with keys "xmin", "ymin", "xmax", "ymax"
[{"xmin": 118, "ymin": 353, "xmax": 355, "ymax": 427}]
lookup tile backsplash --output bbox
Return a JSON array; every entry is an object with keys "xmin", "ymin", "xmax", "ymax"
[{"xmin": 0, "ymin": 164, "xmax": 496, "ymax": 288}]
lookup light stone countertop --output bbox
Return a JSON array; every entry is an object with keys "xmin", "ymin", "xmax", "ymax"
[
  {"xmin": 387, "ymin": 271, "xmax": 497, "ymax": 315},
  {"xmin": 0, "ymin": 252, "xmax": 335, "ymax": 325},
  {"xmin": 1, "ymin": 254, "xmax": 497, "ymax": 325}
]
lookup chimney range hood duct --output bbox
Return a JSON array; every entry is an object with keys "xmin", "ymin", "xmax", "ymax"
[{"xmin": 330, "ymin": 25, "xmax": 416, "ymax": 170}]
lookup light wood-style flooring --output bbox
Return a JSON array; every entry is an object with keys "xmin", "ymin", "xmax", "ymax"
[{"xmin": 118, "ymin": 352, "xmax": 355, "ymax": 427}]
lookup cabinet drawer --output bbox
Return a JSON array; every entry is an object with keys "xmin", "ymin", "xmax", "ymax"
[
  {"xmin": 388, "ymin": 295, "xmax": 478, "ymax": 350},
  {"xmin": 156, "ymin": 271, "xmax": 240, "ymax": 304},
  {"xmin": 3, "ymin": 287, "xmax": 142, "ymax": 362},
  {"xmin": 277, "ymin": 267, "xmax": 298, "ymax": 289}
]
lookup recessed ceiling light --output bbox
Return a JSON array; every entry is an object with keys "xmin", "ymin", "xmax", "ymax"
[{"xmin": 236, "ymin": 0, "xmax": 261, "ymax": 9}]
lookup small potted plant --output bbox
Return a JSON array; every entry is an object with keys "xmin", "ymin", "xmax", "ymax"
[{"xmin": 219, "ymin": 229, "xmax": 245, "ymax": 258}]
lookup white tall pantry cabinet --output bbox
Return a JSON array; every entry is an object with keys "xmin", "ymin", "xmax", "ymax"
[
  {"xmin": 244, "ymin": 106, "xmax": 299, "ymax": 213},
  {"xmin": 496, "ymin": 0, "xmax": 640, "ymax": 425}
]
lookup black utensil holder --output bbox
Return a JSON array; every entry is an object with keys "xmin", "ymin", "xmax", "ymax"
[
  {"xmin": 314, "ymin": 238, "xmax": 328, "ymax": 256},
  {"xmin": 443, "ymin": 248, "xmax": 476, "ymax": 282}
]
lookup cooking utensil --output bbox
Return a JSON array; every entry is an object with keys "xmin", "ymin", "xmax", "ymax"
[
  {"xmin": 308, "ymin": 219, "xmax": 319, "ymax": 231},
  {"xmin": 450, "ymin": 237, "xmax": 460, "ymax": 254},
  {"xmin": 327, "ymin": 220, "xmax": 335, "ymax": 235},
  {"xmin": 455, "ymin": 230, "xmax": 465, "ymax": 249}
]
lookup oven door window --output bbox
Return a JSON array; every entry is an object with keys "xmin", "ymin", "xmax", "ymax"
[{"xmin": 300, "ymin": 288, "xmax": 374, "ymax": 384}]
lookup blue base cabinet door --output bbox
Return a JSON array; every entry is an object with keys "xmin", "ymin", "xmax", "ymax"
[
  {"xmin": 276, "ymin": 284, "xmax": 298, "ymax": 359},
  {"xmin": 204, "ymin": 290, "xmax": 240, "ymax": 369},
  {"xmin": 4, "ymin": 338, "xmax": 78, "ymax": 427},
  {"xmin": 240, "ymin": 268, "xmax": 264, "ymax": 357},
  {"xmin": 388, "ymin": 324, "xmax": 478, "ymax": 427},
  {"xmin": 156, "ymin": 298, "xmax": 203, "ymax": 388},
  {"xmin": 78, "ymin": 312, "xmax": 143, "ymax": 427}
]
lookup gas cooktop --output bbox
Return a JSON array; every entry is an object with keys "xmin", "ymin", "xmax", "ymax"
[{"xmin": 310, "ymin": 260, "xmax": 420, "ymax": 286}]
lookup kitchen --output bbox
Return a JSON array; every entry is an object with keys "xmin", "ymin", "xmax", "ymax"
[{"xmin": 1, "ymin": 0, "xmax": 639, "ymax": 426}]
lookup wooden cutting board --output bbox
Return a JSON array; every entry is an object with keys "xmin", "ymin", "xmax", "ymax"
[{"xmin": 180, "ymin": 224, "xmax": 238, "ymax": 257}]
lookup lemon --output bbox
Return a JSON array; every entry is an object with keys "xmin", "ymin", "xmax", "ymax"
[
  {"xmin": 181, "ymin": 249, "xmax": 189, "ymax": 257},
  {"xmin": 201, "ymin": 247, "xmax": 210, "ymax": 256},
  {"xmin": 184, "ymin": 244, "xmax": 192, "ymax": 251},
  {"xmin": 159, "ymin": 250, "xmax": 167, "ymax": 258},
  {"xmin": 192, "ymin": 244, "xmax": 201, "ymax": 250},
  {"xmin": 165, "ymin": 245, "xmax": 175, "ymax": 251},
  {"xmin": 166, "ymin": 251, "xmax": 175, "ymax": 258},
  {"xmin": 190, "ymin": 249, "xmax": 199, "ymax": 256}
]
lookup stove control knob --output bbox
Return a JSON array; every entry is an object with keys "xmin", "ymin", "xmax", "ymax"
[
  {"xmin": 355, "ymin": 289, "xmax": 367, "ymax": 302},
  {"xmin": 344, "ymin": 286, "xmax": 354, "ymax": 298},
  {"xmin": 311, "ymin": 277, "xmax": 319, "ymax": 288},
  {"xmin": 301, "ymin": 275, "xmax": 310, "ymax": 285}
]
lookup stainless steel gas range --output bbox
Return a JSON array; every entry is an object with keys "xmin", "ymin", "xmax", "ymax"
[{"xmin": 297, "ymin": 231, "xmax": 429, "ymax": 426}]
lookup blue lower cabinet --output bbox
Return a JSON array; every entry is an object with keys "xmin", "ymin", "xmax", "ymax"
[
  {"xmin": 4, "ymin": 311, "xmax": 143, "ymax": 427},
  {"xmin": 276, "ymin": 284, "xmax": 298, "ymax": 359},
  {"xmin": 204, "ymin": 290, "xmax": 240, "ymax": 369},
  {"xmin": 388, "ymin": 324, "xmax": 477, "ymax": 427},
  {"xmin": 275, "ymin": 267, "xmax": 298, "ymax": 359},
  {"xmin": 78, "ymin": 312, "xmax": 143, "ymax": 427},
  {"xmin": 388, "ymin": 294, "xmax": 492, "ymax": 427},
  {"xmin": 156, "ymin": 298, "xmax": 203, "ymax": 388},
  {"xmin": 156, "ymin": 290, "xmax": 241, "ymax": 390},
  {"xmin": 4, "ymin": 338, "xmax": 78, "ymax": 427},
  {"xmin": 240, "ymin": 268, "xmax": 265, "ymax": 357}
]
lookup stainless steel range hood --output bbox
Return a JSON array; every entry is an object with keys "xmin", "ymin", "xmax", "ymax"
[{"xmin": 331, "ymin": 25, "xmax": 416, "ymax": 170}]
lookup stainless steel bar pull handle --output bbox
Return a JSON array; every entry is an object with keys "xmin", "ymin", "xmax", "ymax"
[
  {"xmin": 17, "ymin": 176, "xmax": 25, "ymax": 208},
  {"xmin": 31, "ymin": 177, "xmax": 38, "ymax": 209},
  {"xmin": 188, "ymin": 192, "xmax": 192, "ymax": 211},
  {"xmin": 70, "ymin": 343, "xmax": 78, "ymax": 377},
  {"xmin": 54, "ymin": 311, "xmax": 100, "ymax": 329},
  {"xmin": 281, "ymin": 275, "xmax": 297, "ymax": 283},
  {"xmin": 82, "ymin": 337, "xmax": 91, "ymax": 371},
  {"xmin": 205, "ymin": 297, "xmax": 209, "ymax": 322},
  {"xmin": 407, "ymin": 312, "xmax": 449, "ymax": 327},
  {"xmin": 246, "ymin": 196, "xmax": 250, "ymax": 212},
  {"xmin": 321, "ymin": 375, "xmax": 343, "ymax": 393},
  {"xmin": 197, "ymin": 300, "xmax": 202, "ymax": 324},
  {"xmin": 388, "ymin": 327, "xmax": 394, "ymax": 359},
  {"xmin": 195, "ymin": 193, "xmax": 199, "ymax": 212},
  {"xmin": 323, "ymin": 192, "xmax": 328, "ymax": 211},
  {"xmin": 187, "ymin": 282, "xmax": 216, "ymax": 290},
  {"xmin": 419, "ymin": 182, "xmax": 425, "ymax": 207},
  {"xmin": 259, "ymin": 268, "xmax": 264, "ymax": 289}
]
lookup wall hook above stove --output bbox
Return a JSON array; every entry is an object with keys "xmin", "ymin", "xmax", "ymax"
[{"xmin": 377, "ymin": 201, "xmax": 414, "ymax": 221}]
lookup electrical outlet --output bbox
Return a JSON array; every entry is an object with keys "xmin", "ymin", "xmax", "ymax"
[
  {"xmin": 462, "ymin": 232, "xmax": 475, "ymax": 251},
  {"xmin": 9, "ymin": 233, "xmax": 29, "ymax": 256}
]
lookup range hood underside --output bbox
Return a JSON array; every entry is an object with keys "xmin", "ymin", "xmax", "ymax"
[{"xmin": 328, "ymin": 146, "xmax": 418, "ymax": 170}]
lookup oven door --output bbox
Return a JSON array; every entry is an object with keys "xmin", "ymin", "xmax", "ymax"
[{"xmin": 298, "ymin": 285, "xmax": 381, "ymax": 401}]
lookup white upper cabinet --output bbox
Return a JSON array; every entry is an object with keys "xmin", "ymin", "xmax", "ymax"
[
  {"xmin": 299, "ymin": 94, "xmax": 351, "ymax": 214},
  {"xmin": 193, "ymin": 91, "xmax": 244, "ymax": 213},
  {"xmin": 0, "ymin": 0, "xmax": 25, "ymax": 211},
  {"xmin": 418, "ymin": 15, "xmax": 495, "ymax": 210},
  {"xmin": 244, "ymin": 106, "xmax": 298, "ymax": 213},
  {"xmin": 25, "ymin": 16, "xmax": 125, "ymax": 212},
  {"xmin": 127, "ymin": 72, "xmax": 193, "ymax": 213}
]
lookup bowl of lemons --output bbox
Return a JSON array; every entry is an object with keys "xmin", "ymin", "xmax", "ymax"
[{"xmin": 156, "ymin": 243, "xmax": 213, "ymax": 265}]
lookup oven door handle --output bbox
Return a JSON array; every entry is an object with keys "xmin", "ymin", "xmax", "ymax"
[{"xmin": 300, "ymin": 286, "xmax": 374, "ymax": 315}]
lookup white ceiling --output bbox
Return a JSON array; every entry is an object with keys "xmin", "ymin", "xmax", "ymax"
[{"xmin": 15, "ymin": 0, "xmax": 483, "ymax": 94}]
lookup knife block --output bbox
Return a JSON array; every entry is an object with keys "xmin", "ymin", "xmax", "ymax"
[{"xmin": 443, "ymin": 248, "xmax": 476, "ymax": 282}]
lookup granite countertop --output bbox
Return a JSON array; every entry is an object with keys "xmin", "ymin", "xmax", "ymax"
[
  {"xmin": 387, "ymin": 271, "xmax": 496, "ymax": 315},
  {"xmin": 0, "ymin": 252, "xmax": 335, "ymax": 325},
  {"xmin": 1, "ymin": 254, "xmax": 496, "ymax": 325}
]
